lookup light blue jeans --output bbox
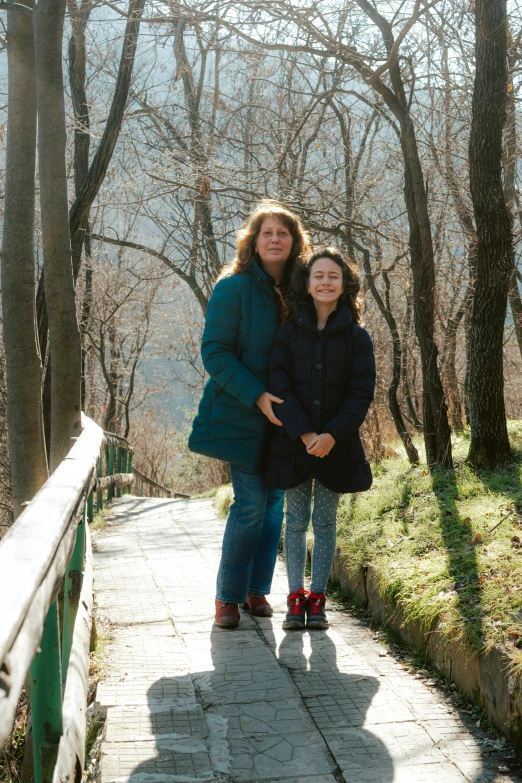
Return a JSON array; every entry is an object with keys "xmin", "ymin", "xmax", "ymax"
[
  {"xmin": 216, "ymin": 464, "xmax": 285, "ymax": 604},
  {"xmin": 285, "ymin": 477, "xmax": 340, "ymax": 595}
]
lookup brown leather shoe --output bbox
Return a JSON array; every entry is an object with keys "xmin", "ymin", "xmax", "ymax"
[
  {"xmin": 214, "ymin": 600, "xmax": 240, "ymax": 629},
  {"xmin": 243, "ymin": 592, "xmax": 273, "ymax": 617}
]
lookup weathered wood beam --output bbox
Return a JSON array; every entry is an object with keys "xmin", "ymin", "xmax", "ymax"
[
  {"xmin": 95, "ymin": 472, "xmax": 133, "ymax": 492},
  {"xmin": 132, "ymin": 467, "xmax": 190, "ymax": 498}
]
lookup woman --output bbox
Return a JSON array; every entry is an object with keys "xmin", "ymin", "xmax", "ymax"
[
  {"xmin": 189, "ymin": 201, "xmax": 311, "ymax": 629},
  {"xmin": 265, "ymin": 247, "xmax": 375, "ymax": 630}
]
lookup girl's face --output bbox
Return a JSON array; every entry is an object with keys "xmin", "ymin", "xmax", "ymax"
[{"xmin": 307, "ymin": 257, "xmax": 344, "ymax": 305}]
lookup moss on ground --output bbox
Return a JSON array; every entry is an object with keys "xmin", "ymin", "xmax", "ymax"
[{"xmin": 336, "ymin": 421, "xmax": 522, "ymax": 670}]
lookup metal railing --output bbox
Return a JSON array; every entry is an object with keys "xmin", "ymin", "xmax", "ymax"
[{"xmin": 0, "ymin": 415, "xmax": 189, "ymax": 783}]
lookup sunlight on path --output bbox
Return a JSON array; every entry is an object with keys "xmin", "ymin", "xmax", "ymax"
[{"xmin": 92, "ymin": 497, "xmax": 519, "ymax": 783}]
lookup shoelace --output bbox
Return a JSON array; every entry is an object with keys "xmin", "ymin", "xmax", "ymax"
[
  {"xmin": 288, "ymin": 589, "xmax": 307, "ymax": 615},
  {"xmin": 308, "ymin": 593, "xmax": 326, "ymax": 615}
]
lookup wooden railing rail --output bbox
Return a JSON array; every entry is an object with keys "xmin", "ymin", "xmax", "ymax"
[
  {"xmin": 0, "ymin": 414, "xmax": 189, "ymax": 783},
  {"xmin": 132, "ymin": 467, "xmax": 189, "ymax": 499}
]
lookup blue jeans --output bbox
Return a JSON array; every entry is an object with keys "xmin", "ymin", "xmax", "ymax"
[
  {"xmin": 285, "ymin": 477, "xmax": 340, "ymax": 595},
  {"xmin": 216, "ymin": 464, "xmax": 285, "ymax": 604}
]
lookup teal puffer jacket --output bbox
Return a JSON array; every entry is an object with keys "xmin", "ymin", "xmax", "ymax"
[{"xmin": 188, "ymin": 262, "xmax": 280, "ymax": 470}]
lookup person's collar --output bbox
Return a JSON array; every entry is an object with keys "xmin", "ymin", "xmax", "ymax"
[
  {"xmin": 295, "ymin": 300, "xmax": 352, "ymax": 331},
  {"xmin": 254, "ymin": 254, "xmax": 292, "ymax": 290}
]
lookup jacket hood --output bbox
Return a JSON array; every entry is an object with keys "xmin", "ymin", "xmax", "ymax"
[{"xmin": 295, "ymin": 301, "xmax": 353, "ymax": 334}]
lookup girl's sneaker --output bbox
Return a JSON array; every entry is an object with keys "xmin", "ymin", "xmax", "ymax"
[
  {"xmin": 282, "ymin": 588, "xmax": 308, "ymax": 630},
  {"xmin": 307, "ymin": 592, "xmax": 328, "ymax": 629}
]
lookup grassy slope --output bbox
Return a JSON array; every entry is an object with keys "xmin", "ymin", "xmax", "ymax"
[{"xmin": 337, "ymin": 421, "xmax": 522, "ymax": 671}]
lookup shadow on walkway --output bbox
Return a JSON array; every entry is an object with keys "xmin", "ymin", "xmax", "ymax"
[
  {"xmin": 124, "ymin": 626, "xmax": 394, "ymax": 782},
  {"xmin": 277, "ymin": 628, "xmax": 394, "ymax": 782}
]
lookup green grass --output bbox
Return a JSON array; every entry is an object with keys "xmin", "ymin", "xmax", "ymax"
[
  {"xmin": 192, "ymin": 487, "xmax": 221, "ymax": 499},
  {"xmin": 90, "ymin": 506, "xmax": 112, "ymax": 533},
  {"xmin": 336, "ymin": 421, "xmax": 522, "ymax": 671},
  {"xmin": 215, "ymin": 484, "xmax": 233, "ymax": 518}
]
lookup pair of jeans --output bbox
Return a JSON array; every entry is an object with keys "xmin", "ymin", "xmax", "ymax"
[
  {"xmin": 216, "ymin": 464, "xmax": 285, "ymax": 604},
  {"xmin": 285, "ymin": 477, "xmax": 340, "ymax": 595}
]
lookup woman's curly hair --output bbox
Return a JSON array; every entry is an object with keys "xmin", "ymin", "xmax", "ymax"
[
  {"xmin": 217, "ymin": 200, "xmax": 312, "ymax": 282},
  {"xmin": 288, "ymin": 246, "xmax": 363, "ymax": 324}
]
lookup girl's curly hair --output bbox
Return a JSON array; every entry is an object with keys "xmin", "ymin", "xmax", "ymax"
[
  {"xmin": 217, "ymin": 200, "xmax": 312, "ymax": 281},
  {"xmin": 288, "ymin": 246, "xmax": 363, "ymax": 324}
]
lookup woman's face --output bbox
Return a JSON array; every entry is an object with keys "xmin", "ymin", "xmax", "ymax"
[
  {"xmin": 255, "ymin": 216, "xmax": 294, "ymax": 267},
  {"xmin": 307, "ymin": 257, "xmax": 344, "ymax": 305}
]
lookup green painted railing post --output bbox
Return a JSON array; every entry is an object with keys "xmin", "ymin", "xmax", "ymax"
[
  {"xmin": 116, "ymin": 447, "xmax": 122, "ymax": 498},
  {"xmin": 62, "ymin": 506, "xmax": 86, "ymax": 680},
  {"xmin": 126, "ymin": 452, "xmax": 133, "ymax": 494},
  {"xmin": 87, "ymin": 491, "xmax": 94, "ymax": 524},
  {"xmin": 121, "ymin": 449, "xmax": 127, "ymax": 495},
  {"xmin": 30, "ymin": 600, "xmax": 63, "ymax": 783},
  {"xmin": 96, "ymin": 452, "xmax": 103, "ymax": 511},
  {"xmin": 140, "ymin": 480, "xmax": 144, "ymax": 496},
  {"xmin": 107, "ymin": 444, "xmax": 115, "ymax": 502}
]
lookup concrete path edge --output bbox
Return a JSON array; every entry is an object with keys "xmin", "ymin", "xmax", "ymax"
[{"xmin": 331, "ymin": 550, "xmax": 522, "ymax": 753}]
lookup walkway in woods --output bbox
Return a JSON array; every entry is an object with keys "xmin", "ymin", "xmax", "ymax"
[{"xmin": 92, "ymin": 497, "xmax": 521, "ymax": 783}]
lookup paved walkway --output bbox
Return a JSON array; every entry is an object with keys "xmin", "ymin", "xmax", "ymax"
[{"xmin": 92, "ymin": 497, "xmax": 521, "ymax": 783}]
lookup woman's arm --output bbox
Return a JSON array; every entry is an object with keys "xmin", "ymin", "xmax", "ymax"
[
  {"xmin": 201, "ymin": 277, "xmax": 266, "ymax": 409},
  {"xmin": 323, "ymin": 327, "xmax": 376, "ymax": 443},
  {"xmin": 269, "ymin": 325, "xmax": 316, "ymax": 440}
]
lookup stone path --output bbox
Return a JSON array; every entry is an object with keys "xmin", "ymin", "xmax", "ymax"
[{"xmin": 92, "ymin": 496, "xmax": 521, "ymax": 783}]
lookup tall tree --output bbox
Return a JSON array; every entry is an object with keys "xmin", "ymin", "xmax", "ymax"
[
  {"xmin": 34, "ymin": 0, "xmax": 82, "ymax": 469},
  {"xmin": 468, "ymin": 0, "xmax": 512, "ymax": 466},
  {"xmin": 0, "ymin": 0, "xmax": 48, "ymax": 517}
]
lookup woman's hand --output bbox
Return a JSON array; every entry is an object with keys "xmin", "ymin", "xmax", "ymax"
[
  {"xmin": 256, "ymin": 391, "xmax": 284, "ymax": 426},
  {"xmin": 306, "ymin": 432, "xmax": 336, "ymax": 458}
]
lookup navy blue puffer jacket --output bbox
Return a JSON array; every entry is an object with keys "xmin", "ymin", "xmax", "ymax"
[{"xmin": 264, "ymin": 303, "xmax": 376, "ymax": 493}]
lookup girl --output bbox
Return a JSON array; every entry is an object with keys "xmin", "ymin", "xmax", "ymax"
[{"xmin": 265, "ymin": 247, "xmax": 375, "ymax": 630}]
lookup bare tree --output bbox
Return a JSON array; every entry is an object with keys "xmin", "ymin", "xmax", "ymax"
[
  {"xmin": 467, "ymin": 0, "xmax": 512, "ymax": 466},
  {"xmin": 34, "ymin": 0, "xmax": 82, "ymax": 468},
  {"xmin": 0, "ymin": 0, "xmax": 48, "ymax": 516}
]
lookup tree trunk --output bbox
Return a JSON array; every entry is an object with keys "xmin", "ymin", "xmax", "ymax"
[
  {"xmin": 401, "ymin": 283, "xmax": 423, "ymax": 431},
  {"xmin": 442, "ymin": 304, "xmax": 466, "ymax": 431},
  {"xmin": 468, "ymin": 0, "xmax": 512, "ymax": 466},
  {"xmin": 1, "ymin": 0, "xmax": 48, "ymax": 518},
  {"xmin": 68, "ymin": 0, "xmax": 92, "ymax": 276},
  {"xmin": 504, "ymin": 38, "xmax": 522, "ymax": 358},
  {"xmin": 68, "ymin": 0, "xmax": 94, "ymax": 409},
  {"xmin": 34, "ymin": 0, "xmax": 82, "ymax": 470},
  {"xmin": 359, "ymin": 243, "xmax": 420, "ymax": 465},
  {"xmin": 399, "ymin": 117, "xmax": 453, "ymax": 467}
]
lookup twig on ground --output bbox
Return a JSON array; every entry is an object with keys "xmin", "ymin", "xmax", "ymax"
[{"xmin": 487, "ymin": 509, "xmax": 515, "ymax": 535}]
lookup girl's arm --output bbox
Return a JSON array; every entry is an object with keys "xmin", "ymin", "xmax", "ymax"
[
  {"xmin": 201, "ymin": 277, "xmax": 266, "ymax": 409},
  {"xmin": 323, "ymin": 327, "xmax": 376, "ymax": 443},
  {"xmin": 269, "ymin": 325, "xmax": 316, "ymax": 440}
]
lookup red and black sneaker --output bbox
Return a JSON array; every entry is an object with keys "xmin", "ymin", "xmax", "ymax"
[
  {"xmin": 307, "ymin": 592, "xmax": 328, "ymax": 630},
  {"xmin": 282, "ymin": 588, "xmax": 308, "ymax": 630}
]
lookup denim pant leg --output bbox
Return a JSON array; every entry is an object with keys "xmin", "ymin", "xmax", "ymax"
[
  {"xmin": 216, "ymin": 465, "xmax": 280, "ymax": 604},
  {"xmin": 284, "ymin": 477, "xmax": 313, "ymax": 594},
  {"xmin": 310, "ymin": 479, "xmax": 340, "ymax": 595},
  {"xmin": 249, "ymin": 486, "xmax": 285, "ymax": 596}
]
